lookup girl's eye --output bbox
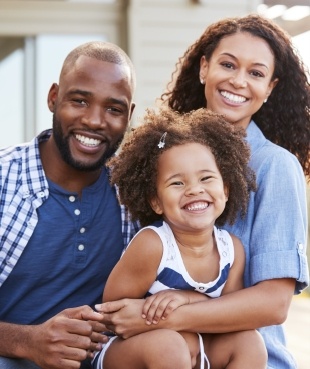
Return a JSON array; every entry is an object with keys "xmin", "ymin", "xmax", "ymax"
[
  {"xmin": 170, "ymin": 181, "xmax": 183, "ymax": 186},
  {"xmin": 201, "ymin": 176, "xmax": 212, "ymax": 182}
]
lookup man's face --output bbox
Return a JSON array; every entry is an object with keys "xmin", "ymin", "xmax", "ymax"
[{"xmin": 48, "ymin": 56, "xmax": 135, "ymax": 172}]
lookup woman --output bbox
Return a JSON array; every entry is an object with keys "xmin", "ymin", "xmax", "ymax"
[{"xmin": 97, "ymin": 14, "xmax": 310, "ymax": 369}]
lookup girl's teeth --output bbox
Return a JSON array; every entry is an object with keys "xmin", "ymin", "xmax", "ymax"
[{"xmin": 186, "ymin": 202, "xmax": 209, "ymax": 211}]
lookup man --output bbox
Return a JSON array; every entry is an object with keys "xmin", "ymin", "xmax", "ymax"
[{"xmin": 0, "ymin": 41, "xmax": 138, "ymax": 369}]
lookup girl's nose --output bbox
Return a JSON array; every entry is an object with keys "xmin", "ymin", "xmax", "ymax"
[{"xmin": 185, "ymin": 183, "xmax": 205, "ymax": 196}]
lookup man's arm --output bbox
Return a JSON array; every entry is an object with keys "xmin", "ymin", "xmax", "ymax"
[{"xmin": 0, "ymin": 306, "xmax": 107, "ymax": 369}]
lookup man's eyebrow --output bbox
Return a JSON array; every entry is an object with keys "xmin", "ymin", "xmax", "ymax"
[
  {"xmin": 67, "ymin": 89, "xmax": 92, "ymax": 97},
  {"xmin": 106, "ymin": 97, "xmax": 129, "ymax": 109}
]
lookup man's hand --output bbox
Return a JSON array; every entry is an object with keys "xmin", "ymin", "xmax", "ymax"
[
  {"xmin": 95, "ymin": 299, "xmax": 151, "ymax": 339},
  {"xmin": 25, "ymin": 306, "xmax": 108, "ymax": 369}
]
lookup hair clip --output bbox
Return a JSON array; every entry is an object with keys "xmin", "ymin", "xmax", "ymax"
[{"xmin": 157, "ymin": 132, "xmax": 167, "ymax": 149}]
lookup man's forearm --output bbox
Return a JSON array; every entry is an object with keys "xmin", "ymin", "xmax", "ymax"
[{"xmin": 0, "ymin": 321, "xmax": 34, "ymax": 359}]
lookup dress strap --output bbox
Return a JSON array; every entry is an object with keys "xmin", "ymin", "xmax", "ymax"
[{"xmin": 197, "ymin": 333, "xmax": 210, "ymax": 369}]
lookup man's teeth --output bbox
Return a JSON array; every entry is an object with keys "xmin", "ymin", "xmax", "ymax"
[
  {"xmin": 75, "ymin": 134, "xmax": 101, "ymax": 147},
  {"xmin": 186, "ymin": 202, "xmax": 209, "ymax": 211},
  {"xmin": 221, "ymin": 91, "xmax": 246, "ymax": 103}
]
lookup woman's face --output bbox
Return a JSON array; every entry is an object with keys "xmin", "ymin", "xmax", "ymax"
[{"xmin": 200, "ymin": 32, "xmax": 278, "ymax": 129}]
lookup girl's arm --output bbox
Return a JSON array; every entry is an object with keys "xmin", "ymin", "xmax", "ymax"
[
  {"xmin": 103, "ymin": 228, "xmax": 163, "ymax": 302},
  {"xmin": 221, "ymin": 234, "xmax": 245, "ymax": 294}
]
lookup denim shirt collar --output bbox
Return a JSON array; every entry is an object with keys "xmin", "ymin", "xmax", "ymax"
[{"xmin": 246, "ymin": 120, "xmax": 267, "ymax": 156}]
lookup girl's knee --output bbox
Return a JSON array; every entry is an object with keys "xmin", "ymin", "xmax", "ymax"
[
  {"xmin": 148, "ymin": 330, "xmax": 193, "ymax": 369},
  {"xmin": 204, "ymin": 330, "xmax": 267, "ymax": 369}
]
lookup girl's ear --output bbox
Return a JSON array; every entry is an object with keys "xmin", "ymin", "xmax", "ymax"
[{"xmin": 149, "ymin": 196, "xmax": 163, "ymax": 215}]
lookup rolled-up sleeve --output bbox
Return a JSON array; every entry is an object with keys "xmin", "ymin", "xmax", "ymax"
[{"xmin": 249, "ymin": 148, "xmax": 308, "ymax": 293}]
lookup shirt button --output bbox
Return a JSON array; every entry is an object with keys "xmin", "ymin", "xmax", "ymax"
[
  {"xmin": 199, "ymin": 287, "xmax": 204, "ymax": 290},
  {"xmin": 38, "ymin": 191, "xmax": 45, "ymax": 198},
  {"xmin": 69, "ymin": 196, "xmax": 75, "ymax": 202},
  {"xmin": 80, "ymin": 227, "xmax": 86, "ymax": 234},
  {"xmin": 298, "ymin": 243, "xmax": 304, "ymax": 251},
  {"xmin": 78, "ymin": 244, "xmax": 85, "ymax": 251},
  {"xmin": 74, "ymin": 209, "xmax": 81, "ymax": 215}
]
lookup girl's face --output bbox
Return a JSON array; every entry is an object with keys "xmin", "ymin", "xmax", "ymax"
[
  {"xmin": 150, "ymin": 143, "xmax": 228, "ymax": 234},
  {"xmin": 200, "ymin": 32, "xmax": 278, "ymax": 129}
]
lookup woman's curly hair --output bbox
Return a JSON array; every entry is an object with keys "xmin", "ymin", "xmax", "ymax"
[
  {"xmin": 107, "ymin": 108, "xmax": 256, "ymax": 227},
  {"xmin": 161, "ymin": 14, "xmax": 310, "ymax": 177}
]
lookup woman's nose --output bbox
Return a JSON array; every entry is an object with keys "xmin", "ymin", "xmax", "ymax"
[{"xmin": 230, "ymin": 71, "xmax": 247, "ymax": 88}]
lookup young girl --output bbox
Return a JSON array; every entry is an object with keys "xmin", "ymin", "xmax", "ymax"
[{"xmin": 93, "ymin": 108, "xmax": 266, "ymax": 369}]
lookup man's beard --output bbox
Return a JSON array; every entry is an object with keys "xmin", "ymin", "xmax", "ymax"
[{"xmin": 52, "ymin": 113, "xmax": 123, "ymax": 172}]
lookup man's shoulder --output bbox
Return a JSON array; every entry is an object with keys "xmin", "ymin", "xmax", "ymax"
[
  {"xmin": 0, "ymin": 130, "xmax": 51, "ymax": 166},
  {"xmin": 0, "ymin": 142, "xmax": 30, "ymax": 164}
]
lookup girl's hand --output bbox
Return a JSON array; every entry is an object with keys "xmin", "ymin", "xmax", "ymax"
[{"xmin": 142, "ymin": 290, "xmax": 208, "ymax": 324}]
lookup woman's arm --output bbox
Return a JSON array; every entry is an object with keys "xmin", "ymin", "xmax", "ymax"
[{"xmin": 97, "ymin": 277, "xmax": 295, "ymax": 338}]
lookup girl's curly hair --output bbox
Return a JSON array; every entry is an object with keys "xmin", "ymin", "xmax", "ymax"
[
  {"xmin": 161, "ymin": 14, "xmax": 310, "ymax": 177},
  {"xmin": 107, "ymin": 108, "xmax": 256, "ymax": 227}
]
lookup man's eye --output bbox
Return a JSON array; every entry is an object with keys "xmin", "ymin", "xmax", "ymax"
[
  {"xmin": 74, "ymin": 99, "xmax": 87, "ymax": 105},
  {"xmin": 107, "ymin": 107, "xmax": 123, "ymax": 114}
]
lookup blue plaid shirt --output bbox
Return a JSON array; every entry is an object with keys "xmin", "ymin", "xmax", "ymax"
[{"xmin": 0, "ymin": 129, "xmax": 139, "ymax": 288}]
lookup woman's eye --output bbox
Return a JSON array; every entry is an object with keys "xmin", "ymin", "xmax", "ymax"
[
  {"xmin": 221, "ymin": 62, "xmax": 234, "ymax": 69},
  {"xmin": 251, "ymin": 70, "xmax": 264, "ymax": 78}
]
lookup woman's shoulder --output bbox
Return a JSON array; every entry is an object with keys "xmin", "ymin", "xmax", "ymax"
[{"xmin": 252, "ymin": 138, "xmax": 302, "ymax": 176}]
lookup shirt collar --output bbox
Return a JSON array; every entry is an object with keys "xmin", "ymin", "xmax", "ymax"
[
  {"xmin": 21, "ymin": 129, "xmax": 51, "ymax": 196},
  {"xmin": 246, "ymin": 120, "xmax": 267, "ymax": 156}
]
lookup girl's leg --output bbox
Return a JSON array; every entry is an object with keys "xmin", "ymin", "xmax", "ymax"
[
  {"xmin": 203, "ymin": 330, "xmax": 267, "ymax": 369},
  {"xmin": 103, "ymin": 329, "xmax": 196, "ymax": 369}
]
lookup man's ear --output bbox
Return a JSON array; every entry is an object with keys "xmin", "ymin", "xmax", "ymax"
[
  {"xmin": 149, "ymin": 196, "xmax": 163, "ymax": 215},
  {"xmin": 47, "ymin": 83, "xmax": 59, "ymax": 113}
]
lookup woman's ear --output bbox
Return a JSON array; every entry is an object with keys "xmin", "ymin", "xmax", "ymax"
[
  {"xmin": 224, "ymin": 185, "xmax": 229, "ymax": 202},
  {"xmin": 267, "ymin": 78, "xmax": 279, "ymax": 98},
  {"xmin": 199, "ymin": 55, "xmax": 209, "ymax": 83},
  {"xmin": 149, "ymin": 196, "xmax": 163, "ymax": 215}
]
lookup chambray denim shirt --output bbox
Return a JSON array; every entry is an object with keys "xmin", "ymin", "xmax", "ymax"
[{"xmin": 224, "ymin": 121, "xmax": 309, "ymax": 369}]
